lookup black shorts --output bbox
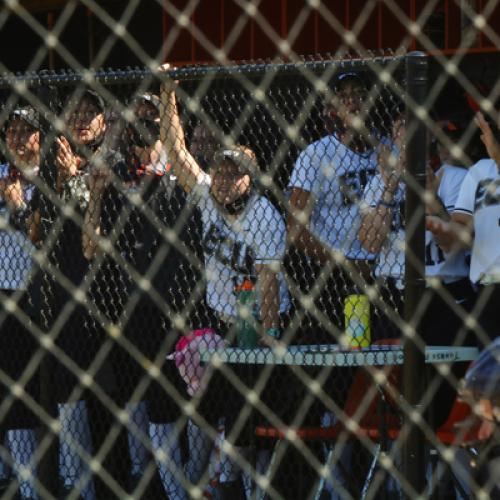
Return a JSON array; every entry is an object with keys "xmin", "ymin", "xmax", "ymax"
[
  {"xmin": 116, "ymin": 301, "xmax": 188, "ymax": 421},
  {"xmin": 0, "ymin": 290, "xmax": 39, "ymax": 430},
  {"xmin": 419, "ymin": 278, "xmax": 477, "ymax": 429},
  {"xmin": 475, "ymin": 283, "xmax": 500, "ymax": 347}
]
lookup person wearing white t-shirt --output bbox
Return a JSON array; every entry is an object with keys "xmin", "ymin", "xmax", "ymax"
[
  {"xmin": 159, "ymin": 72, "xmax": 288, "ymax": 344},
  {"xmin": 428, "ymin": 111, "xmax": 500, "ymax": 346},
  {"xmin": 286, "ymin": 71, "xmax": 380, "ymax": 498},
  {"xmin": 160, "ymin": 66, "xmax": 291, "ymax": 499},
  {"xmin": 287, "ymin": 73, "xmax": 380, "ymax": 343}
]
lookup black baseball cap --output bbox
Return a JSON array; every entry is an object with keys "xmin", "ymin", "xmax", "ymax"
[
  {"xmin": 65, "ymin": 88, "xmax": 105, "ymax": 113},
  {"xmin": 331, "ymin": 71, "xmax": 369, "ymax": 91},
  {"xmin": 6, "ymin": 106, "xmax": 40, "ymax": 130},
  {"xmin": 81, "ymin": 89, "xmax": 105, "ymax": 112}
]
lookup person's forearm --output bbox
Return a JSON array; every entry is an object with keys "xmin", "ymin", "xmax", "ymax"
[
  {"xmin": 160, "ymin": 89, "xmax": 186, "ymax": 153},
  {"xmin": 426, "ymin": 215, "xmax": 473, "ymax": 252},
  {"xmin": 160, "ymin": 87, "xmax": 201, "ymax": 192},
  {"xmin": 27, "ymin": 210, "xmax": 41, "ymax": 245},
  {"xmin": 359, "ymin": 186, "xmax": 397, "ymax": 252},
  {"xmin": 287, "ymin": 216, "xmax": 332, "ymax": 264},
  {"xmin": 82, "ymin": 194, "xmax": 102, "ymax": 260},
  {"xmin": 359, "ymin": 207, "xmax": 392, "ymax": 253}
]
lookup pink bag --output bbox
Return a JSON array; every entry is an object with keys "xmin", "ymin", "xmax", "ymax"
[{"xmin": 167, "ymin": 328, "xmax": 225, "ymax": 396}]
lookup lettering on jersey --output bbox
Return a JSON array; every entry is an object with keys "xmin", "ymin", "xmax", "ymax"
[
  {"xmin": 390, "ymin": 199, "xmax": 405, "ymax": 232},
  {"xmin": 425, "ymin": 240, "xmax": 445, "ymax": 266},
  {"xmin": 474, "ymin": 178, "xmax": 500, "ymax": 212},
  {"xmin": 202, "ymin": 223, "xmax": 255, "ymax": 276},
  {"xmin": 339, "ymin": 168, "xmax": 377, "ymax": 206}
]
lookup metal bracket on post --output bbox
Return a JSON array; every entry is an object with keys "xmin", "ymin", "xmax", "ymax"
[{"xmin": 403, "ymin": 51, "xmax": 428, "ymax": 499}]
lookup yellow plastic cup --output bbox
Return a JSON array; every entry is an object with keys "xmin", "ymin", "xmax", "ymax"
[{"xmin": 344, "ymin": 294, "xmax": 371, "ymax": 348}]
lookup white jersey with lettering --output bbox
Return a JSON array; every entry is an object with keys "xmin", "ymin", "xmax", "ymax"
[
  {"xmin": 362, "ymin": 173, "xmax": 405, "ymax": 280},
  {"xmin": 190, "ymin": 173, "xmax": 290, "ymax": 318},
  {"xmin": 289, "ymin": 134, "xmax": 379, "ymax": 260},
  {"xmin": 426, "ymin": 164, "xmax": 470, "ymax": 283},
  {"xmin": 363, "ymin": 164, "xmax": 469, "ymax": 284},
  {"xmin": 454, "ymin": 159, "xmax": 500, "ymax": 284}
]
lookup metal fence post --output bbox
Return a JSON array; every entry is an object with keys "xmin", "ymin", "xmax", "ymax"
[{"xmin": 403, "ymin": 51, "xmax": 428, "ymax": 497}]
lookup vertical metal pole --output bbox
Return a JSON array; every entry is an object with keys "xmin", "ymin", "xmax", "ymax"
[{"xmin": 403, "ymin": 51, "xmax": 428, "ymax": 498}]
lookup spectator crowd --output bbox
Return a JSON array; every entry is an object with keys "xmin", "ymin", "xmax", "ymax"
[{"xmin": 0, "ymin": 65, "xmax": 498, "ymax": 499}]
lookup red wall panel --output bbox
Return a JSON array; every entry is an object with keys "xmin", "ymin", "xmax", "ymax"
[{"xmin": 162, "ymin": 0, "xmax": 499, "ymax": 65}]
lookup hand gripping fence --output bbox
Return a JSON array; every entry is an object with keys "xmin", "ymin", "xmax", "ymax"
[{"xmin": 0, "ymin": 51, "xmax": 497, "ymax": 500}]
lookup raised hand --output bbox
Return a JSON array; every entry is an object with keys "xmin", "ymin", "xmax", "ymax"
[
  {"xmin": 157, "ymin": 63, "xmax": 178, "ymax": 93},
  {"xmin": 378, "ymin": 143, "xmax": 404, "ymax": 192},
  {"xmin": 56, "ymin": 136, "xmax": 80, "ymax": 179},
  {"xmin": 475, "ymin": 111, "xmax": 500, "ymax": 170}
]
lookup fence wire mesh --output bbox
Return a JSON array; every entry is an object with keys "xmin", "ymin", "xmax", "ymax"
[{"xmin": 0, "ymin": 1, "xmax": 498, "ymax": 500}]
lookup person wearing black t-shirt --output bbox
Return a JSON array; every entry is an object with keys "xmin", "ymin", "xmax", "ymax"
[
  {"xmin": 32, "ymin": 89, "xmax": 128, "ymax": 500},
  {"xmin": 84, "ymin": 94, "xmax": 205, "ymax": 498}
]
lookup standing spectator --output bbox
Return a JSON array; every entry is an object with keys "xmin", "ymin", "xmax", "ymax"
[
  {"xmin": 360, "ymin": 115, "xmax": 476, "ymax": 429},
  {"xmin": 287, "ymin": 71, "xmax": 380, "ymax": 342},
  {"xmin": 0, "ymin": 107, "xmax": 39, "ymax": 499},
  {"xmin": 358, "ymin": 113, "xmax": 406, "ymax": 338},
  {"xmin": 160, "ymin": 67, "xmax": 290, "ymax": 499},
  {"xmin": 286, "ymin": 72, "xmax": 380, "ymax": 495},
  {"xmin": 32, "ymin": 88, "xmax": 127, "ymax": 499},
  {"xmin": 84, "ymin": 91, "xmax": 203, "ymax": 498}
]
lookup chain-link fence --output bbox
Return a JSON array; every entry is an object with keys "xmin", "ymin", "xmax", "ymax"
[{"xmin": 0, "ymin": 2, "xmax": 499, "ymax": 500}]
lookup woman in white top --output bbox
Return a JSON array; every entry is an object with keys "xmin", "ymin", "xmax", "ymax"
[
  {"xmin": 159, "ymin": 69, "xmax": 289, "ymax": 344},
  {"xmin": 159, "ymin": 66, "xmax": 291, "ymax": 499}
]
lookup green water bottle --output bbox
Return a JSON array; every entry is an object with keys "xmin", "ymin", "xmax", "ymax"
[{"xmin": 234, "ymin": 279, "xmax": 259, "ymax": 348}]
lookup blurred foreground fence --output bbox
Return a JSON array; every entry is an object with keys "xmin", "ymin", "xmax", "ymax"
[{"xmin": 0, "ymin": 50, "xmax": 497, "ymax": 500}]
